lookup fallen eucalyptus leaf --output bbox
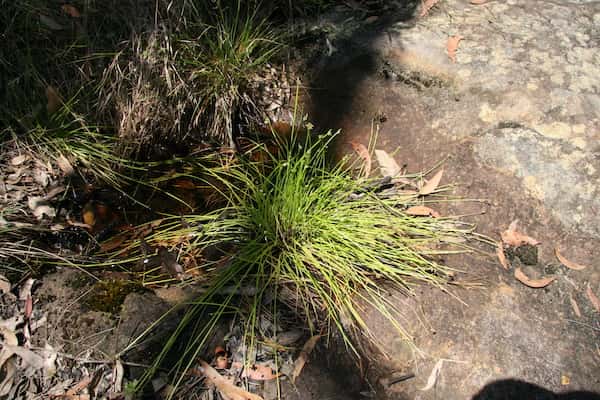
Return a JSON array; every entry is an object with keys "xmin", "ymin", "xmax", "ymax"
[
  {"xmin": 420, "ymin": 359, "xmax": 443, "ymax": 391},
  {"xmin": 406, "ymin": 205, "xmax": 440, "ymax": 218},
  {"xmin": 514, "ymin": 268, "xmax": 555, "ymax": 288},
  {"xmin": 447, "ymin": 36, "xmax": 463, "ymax": 63},
  {"xmin": 375, "ymin": 150, "xmax": 401, "ymax": 177},
  {"xmin": 569, "ymin": 294, "xmax": 581, "ymax": 318},
  {"xmin": 419, "ymin": 169, "xmax": 444, "ymax": 195},
  {"xmin": 0, "ymin": 275, "xmax": 10, "ymax": 294},
  {"xmin": 10, "ymin": 155, "xmax": 28, "ymax": 166},
  {"xmin": 586, "ymin": 284, "xmax": 600, "ymax": 313},
  {"xmin": 501, "ymin": 220, "xmax": 540, "ymax": 247},
  {"xmin": 351, "ymin": 141, "xmax": 371, "ymax": 177},
  {"xmin": 496, "ymin": 244, "xmax": 509, "ymax": 270},
  {"xmin": 292, "ymin": 335, "xmax": 320, "ymax": 383},
  {"xmin": 199, "ymin": 360, "xmax": 263, "ymax": 400},
  {"xmin": 555, "ymin": 249, "xmax": 586, "ymax": 271}
]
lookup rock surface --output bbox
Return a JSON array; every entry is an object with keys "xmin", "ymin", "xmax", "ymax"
[{"xmin": 307, "ymin": 0, "xmax": 600, "ymax": 398}]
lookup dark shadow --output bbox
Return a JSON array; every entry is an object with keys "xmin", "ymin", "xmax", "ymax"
[
  {"xmin": 472, "ymin": 379, "xmax": 600, "ymax": 400},
  {"xmin": 305, "ymin": 1, "xmax": 420, "ymax": 134}
]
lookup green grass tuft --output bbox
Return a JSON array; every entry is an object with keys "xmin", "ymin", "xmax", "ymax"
[{"xmin": 124, "ymin": 130, "xmax": 479, "ymax": 394}]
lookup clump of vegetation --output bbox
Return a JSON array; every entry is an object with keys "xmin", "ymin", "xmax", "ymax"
[{"xmin": 123, "ymin": 131, "xmax": 480, "ymax": 392}]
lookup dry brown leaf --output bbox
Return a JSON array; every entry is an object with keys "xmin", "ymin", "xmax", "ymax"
[
  {"xmin": 470, "ymin": 0, "xmax": 489, "ymax": 4},
  {"xmin": 406, "ymin": 205, "xmax": 440, "ymax": 218},
  {"xmin": 374, "ymin": 150, "xmax": 401, "ymax": 177},
  {"xmin": 420, "ymin": 0, "xmax": 441, "ymax": 17},
  {"xmin": 365, "ymin": 16, "xmax": 379, "ymax": 23},
  {"xmin": 447, "ymin": 36, "xmax": 463, "ymax": 63},
  {"xmin": 350, "ymin": 141, "xmax": 371, "ymax": 177},
  {"xmin": 586, "ymin": 284, "xmax": 600, "ymax": 312},
  {"xmin": 496, "ymin": 243, "xmax": 509, "ymax": 270},
  {"xmin": 10, "ymin": 155, "xmax": 28, "ymax": 166},
  {"xmin": 500, "ymin": 220, "xmax": 540, "ymax": 247},
  {"xmin": 419, "ymin": 169, "xmax": 444, "ymax": 195},
  {"xmin": 199, "ymin": 360, "xmax": 263, "ymax": 400},
  {"xmin": 514, "ymin": 268, "xmax": 555, "ymax": 288},
  {"xmin": 569, "ymin": 294, "xmax": 581, "ymax": 318},
  {"xmin": 292, "ymin": 335, "xmax": 321, "ymax": 383},
  {"xmin": 555, "ymin": 248, "xmax": 586, "ymax": 271},
  {"xmin": 57, "ymin": 154, "xmax": 74, "ymax": 175},
  {"xmin": 61, "ymin": 4, "xmax": 81, "ymax": 17},
  {"xmin": 46, "ymin": 86, "xmax": 62, "ymax": 114}
]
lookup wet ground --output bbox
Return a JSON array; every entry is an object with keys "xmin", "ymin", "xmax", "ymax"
[{"xmin": 302, "ymin": 0, "xmax": 600, "ymax": 398}]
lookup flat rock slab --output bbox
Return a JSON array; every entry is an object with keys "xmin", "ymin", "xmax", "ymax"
[{"xmin": 307, "ymin": 0, "xmax": 600, "ymax": 398}]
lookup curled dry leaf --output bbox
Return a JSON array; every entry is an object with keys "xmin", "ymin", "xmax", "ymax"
[
  {"xmin": 586, "ymin": 284, "xmax": 600, "ymax": 313},
  {"xmin": 470, "ymin": 0, "xmax": 490, "ymax": 3},
  {"xmin": 420, "ymin": 359, "xmax": 443, "ymax": 391},
  {"xmin": 496, "ymin": 243, "xmax": 509, "ymax": 270},
  {"xmin": 200, "ymin": 360, "xmax": 263, "ymax": 400},
  {"xmin": 514, "ymin": 268, "xmax": 555, "ymax": 288},
  {"xmin": 350, "ymin": 141, "xmax": 371, "ymax": 177},
  {"xmin": 554, "ymin": 249, "xmax": 586, "ymax": 271},
  {"xmin": 569, "ymin": 294, "xmax": 581, "ymax": 318},
  {"xmin": 501, "ymin": 220, "xmax": 540, "ymax": 247},
  {"xmin": 447, "ymin": 36, "xmax": 463, "ymax": 63},
  {"xmin": 419, "ymin": 169, "xmax": 444, "ymax": 195},
  {"xmin": 374, "ymin": 150, "xmax": 401, "ymax": 177},
  {"xmin": 420, "ymin": 0, "xmax": 441, "ymax": 17},
  {"xmin": 406, "ymin": 205, "xmax": 441, "ymax": 218},
  {"xmin": 292, "ymin": 335, "xmax": 321, "ymax": 383}
]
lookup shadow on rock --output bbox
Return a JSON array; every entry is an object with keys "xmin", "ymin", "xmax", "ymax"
[{"xmin": 472, "ymin": 379, "xmax": 600, "ymax": 400}]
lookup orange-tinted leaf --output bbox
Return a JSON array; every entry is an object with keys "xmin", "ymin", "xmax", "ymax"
[
  {"xmin": 569, "ymin": 294, "xmax": 581, "ymax": 318},
  {"xmin": 501, "ymin": 220, "xmax": 540, "ymax": 247},
  {"xmin": 496, "ymin": 243, "xmax": 509, "ymax": 270},
  {"xmin": 61, "ymin": 4, "xmax": 81, "ymax": 17},
  {"xmin": 375, "ymin": 149, "xmax": 401, "ymax": 177},
  {"xmin": 586, "ymin": 284, "xmax": 600, "ymax": 312},
  {"xmin": 470, "ymin": 0, "xmax": 489, "ymax": 4},
  {"xmin": 350, "ymin": 141, "xmax": 371, "ymax": 177},
  {"xmin": 555, "ymin": 248, "xmax": 586, "ymax": 271},
  {"xmin": 46, "ymin": 86, "xmax": 62, "ymax": 114},
  {"xmin": 406, "ymin": 205, "xmax": 440, "ymax": 218},
  {"xmin": 514, "ymin": 268, "xmax": 555, "ymax": 288},
  {"xmin": 420, "ymin": 0, "xmax": 441, "ymax": 17},
  {"xmin": 447, "ymin": 36, "xmax": 463, "ymax": 63},
  {"xmin": 419, "ymin": 169, "xmax": 444, "ymax": 195}
]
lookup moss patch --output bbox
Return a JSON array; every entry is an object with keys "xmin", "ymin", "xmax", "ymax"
[{"xmin": 84, "ymin": 279, "xmax": 145, "ymax": 314}]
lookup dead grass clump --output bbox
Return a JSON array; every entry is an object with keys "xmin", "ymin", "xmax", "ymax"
[{"xmin": 97, "ymin": 30, "xmax": 195, "ymax": 157}]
